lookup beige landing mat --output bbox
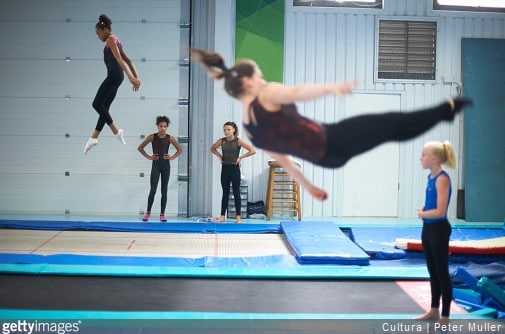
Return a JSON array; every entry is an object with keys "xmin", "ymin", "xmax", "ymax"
[{"xmin": 0, "ymin": 229, "xmax": 293, "ymax": 258}]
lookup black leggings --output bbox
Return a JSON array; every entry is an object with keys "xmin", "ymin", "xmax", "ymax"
[
  {"xmin": 146, "ymin": 160, "xmax": 171, "ymax": 214},
  {"xmin": 421, "ymin": 220, "xmax": 452, "ymax": 317},
  {"xmin": 92, "ymin": 71, "xmax": 124, "ymax": 132},
  {"xmin": 220, "ymin": 164, "xmax": 241, "ymax": 216},
  {"xmin": 318, "ymin": 102, "xmax": 454, "ymax": 168}
]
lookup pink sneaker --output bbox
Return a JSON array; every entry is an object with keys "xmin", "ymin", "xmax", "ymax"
[
  {"xmin": 142, "ymin": 213, "xmax": 150, "ymax": 221},
  {"xmin": 160, "ymin": 215, "xmax": 167, "ymax": 222}
]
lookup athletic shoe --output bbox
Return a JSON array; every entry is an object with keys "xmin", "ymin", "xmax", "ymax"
[
  {"xmin": 115, "ymin": 128, "xmax": 126, "ymax": 144},
  {"xmin": 84, "ymin": 138, "xmax": 98, "ymax": 155},
  {"xmin": 142, "ymin": 213, "xmax": 150, "ymax": 222},
  {"xmin": 160, "ymin": 215, "xmax": 167, "ymax": 222}
]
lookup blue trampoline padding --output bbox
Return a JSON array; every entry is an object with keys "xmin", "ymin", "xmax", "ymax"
[
  {"xmin": 478, "ymin": 277, "xmax": 505, "ymax": 308},
  {"xmin": 454, "ymin": 266, "xmax": 484, "ymax": 293},
  {"xmin": 281, "ymin": 221, "xmax": 370, "ymax": 265},
  {"xmin": 3, "ymin": 309, "xmax": 487, "ymax": 320},
  {"xmin": 0, "ymin": 253, "xmax": 298, "ymax": 268},
  {"xmin": 350, "ymin": 227, "xmax": 421, "ymax": 260},
  {"xmin": 0, "ymin": 253, "xmax": 202, "ymax": 267},
  {"xmin": 0, "ymin": 261, "xmax": 429, "ymax": 279},
  {"xmin": 0, "ymin": 253, "xmax": 432, "ymax": 279},
  {"xmin": 352, "ymin": 227, "xmax": 505, "ymax": 260},
  {"xmin": 450, "ymin": 228, "xmax": 505, "ymax": 241},
  {"xmin": 0, "ymin": 219, "xmax": 281, "ymax": 234},
  {"xmin": 453, "ymin": 288, "xmax": 483, "ymax": 306}
]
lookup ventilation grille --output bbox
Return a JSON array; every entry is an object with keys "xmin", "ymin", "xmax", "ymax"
[{"xmin": 378, "ymin": 20, "xmax": 437, "ymax": 80}]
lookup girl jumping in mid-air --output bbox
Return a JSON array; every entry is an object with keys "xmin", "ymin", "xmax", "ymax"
[
  {"xmin": 416, "ymin": 140, "xmax": 456, "ymax": 323},
  {"xmin": 191, "ymin": 48, "xmax": 472, "ymax": 200},
  {"xmin": 210, "ymin": 121, "xmax": 256, "ymax": 223},
  {"xmin": 138, "ymin": 116, "xmax": 183, "ymax": 222},
  {"xmin": 84, "ymin": 14, "xmax": 142, "ymax": 154}
]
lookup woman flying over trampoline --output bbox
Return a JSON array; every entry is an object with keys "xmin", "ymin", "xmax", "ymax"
[
  {"xmin": 191, "ymin": 48, "xmax": 473, "ymax": 201},
  {"xmin": 84, "ymin": 14, "xmax": 142, "ymax": 154}
]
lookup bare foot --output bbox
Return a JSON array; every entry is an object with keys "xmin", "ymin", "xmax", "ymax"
[
  {"xmin": 415, "ymin": 308, "xmax": 440, "ymax": 320},
  {"xmin": 449, "ymin": 97, "xmax": 473, "ymax": 112},
  {"xmin": 448, "ymin": 98, "xmax": 455, "ymax": 111},
  {"xmin": 212, "ymin": 216, "xmax": 225, "ymax": 223},
  {"xmin": 236, "ymin": 216, "xmax": 243, "ymax": 224}
]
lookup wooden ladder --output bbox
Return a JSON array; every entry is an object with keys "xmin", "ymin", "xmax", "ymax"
[{"xmin": 265, "ymin": 160, "xmax": 302, "ymax": 221}]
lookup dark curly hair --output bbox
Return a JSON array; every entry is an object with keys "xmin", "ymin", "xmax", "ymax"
[
  {"xmin": 156, "ymin": 116, "xmax": 170, "ymax": 126},
  {"xmin": 223, "ymin": 121, "xmax": 238, "ymax": 136},
  {"xmin": 95, "ymin": 14, "xmax": 112, "ymax": 30}
]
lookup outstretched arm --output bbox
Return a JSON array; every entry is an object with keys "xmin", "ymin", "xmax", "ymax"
[
  {"xmin": 266, "ymin": 151, "xmax": 328, "ymax": 201},
  {"xmin": 259, "ymin": 81, "xmax": 355, "ymax": 106}
]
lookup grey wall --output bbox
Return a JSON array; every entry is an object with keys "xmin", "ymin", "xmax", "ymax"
[
  {"xmin": 0, "ymin": 0, "xmax": 185, "ymax": 215},
  {"xmin": 2, "ymin": 0, "xmax": 504, "ymax": 219}
]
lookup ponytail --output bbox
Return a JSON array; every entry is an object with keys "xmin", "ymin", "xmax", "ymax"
[
  {"xmin": 442, "ymin": 140, "xmax": 457, "ymax": 169},
  {"xmin": 190, "ymin": 48, "xmax": 257, "ymax": 98},
  {"xmin": 424, "ymin": 141, "xmax": 457, "ymax": 169}
]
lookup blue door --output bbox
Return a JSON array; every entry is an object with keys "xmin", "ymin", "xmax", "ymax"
[{"xmin": 462, "ymin": 38, "xmax": 505, "ymax": 222}]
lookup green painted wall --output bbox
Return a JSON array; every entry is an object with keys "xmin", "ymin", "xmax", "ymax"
[{"xmin": 235, "ymin": 0, "xmax": 284, "ymax": 83}]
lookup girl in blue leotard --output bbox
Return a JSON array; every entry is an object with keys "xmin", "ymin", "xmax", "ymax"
[{"xmin": 416, "ymin": 140, "xmax": 457, "ymax": 323}]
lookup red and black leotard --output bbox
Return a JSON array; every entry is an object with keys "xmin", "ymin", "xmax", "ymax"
[
  {"xmin": 103, "ymin": 35, "xmax": 123, "ymax": 73},
  {"xmin": 243, "ymin": 97, "xmax": 457, "ymax": 169},
  {"xmin": 243, "ymin": 98, "xmax": 327, "ymax": 164}
]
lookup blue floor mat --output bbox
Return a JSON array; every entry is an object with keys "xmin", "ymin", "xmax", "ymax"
[
  {"xmin": 351, "ymin": 226, "xmax": 505, "ymax": 260},
  {"xmin": 1, "ymin": 218, "xmax": 503, "ymax": 281},
  {"xmin": 0, "ymin": 219, "xmax": 280, "ymax": 234},
  {"xmin": 281, "ymin": 221, "xmax": 370, "ymax": 265}
]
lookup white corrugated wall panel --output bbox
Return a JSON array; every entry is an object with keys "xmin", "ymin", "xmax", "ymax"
[{"xmin": 252, "ymin": 0, "xmax": 505, "ymax": 218}]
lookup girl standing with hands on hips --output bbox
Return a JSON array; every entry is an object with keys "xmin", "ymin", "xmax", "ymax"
[
  {"xmin": 210, "ymin": 122, "xmax": 256, "ymax": 223},
  {"xmin": 190, "ymin": 48, "xmax": 472, "ymax": 201},
  {"xmin": 138, "ymin": 116, "xmax": 183, "ymax": 222},
  {"xmin": 84, "ymin": 14, "xmax": 141, "ymax": 154},
  {"xmin": 416, "ymin": 140, "xmax": 456, "ymax": 323}
]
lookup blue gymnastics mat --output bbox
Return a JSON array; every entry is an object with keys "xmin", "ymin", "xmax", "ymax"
[
  {"xmin": 281, "ymin": 221, "xmax": 370, "ymax": 265},
  {"xmin": 0, "ymin": 218, "xmax": 430, "ymax": 278},
  {"xmin": 0, "ymin": 219, "xmax": 280, "ymax": 234},
  {"xmin": 2, "ymin": 218, "xmax": 503, "ymax": 279},
  {"xmin": 351, "ymin": 226, "xmax": 505, "ymax": 260}
]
